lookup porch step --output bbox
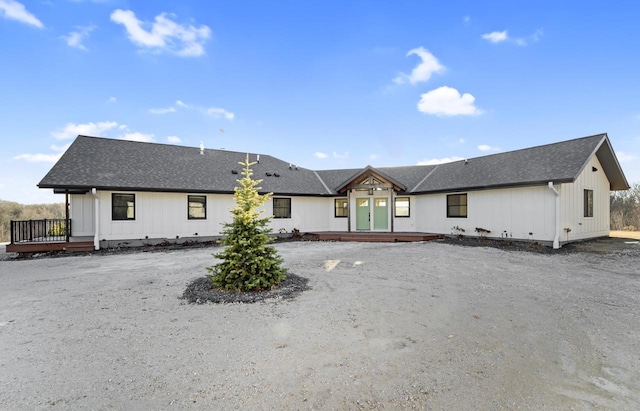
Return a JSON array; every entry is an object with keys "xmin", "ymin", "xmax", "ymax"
[
  {"xmin": 309, "ymin": 232, "xmax": 444, "ymax": 243},
  {"xmin": 6, "ymin": 241, "xmax": 94, "ymax": 254},
  {"xmin": 64, "ymin": 241, "xmax": 95, "ymax": 252}
]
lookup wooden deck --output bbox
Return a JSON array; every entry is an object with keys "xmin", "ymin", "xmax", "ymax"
[
  {"xmin": 6, "ymin": 241, "xmax": 94, "ymax": 254},
  {"xmin": 308, "ymin": 232, "xmax": 444, "ymax": 243}
]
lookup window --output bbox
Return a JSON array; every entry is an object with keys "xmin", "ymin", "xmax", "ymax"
[
  {"xmin": 188, "ymin": 195, "xmax": 207, "ymax": 220},
  {"xmin": 584, "ymin": 189, "xmax": 593, "ymax": 217},
  {"xmin": 447, "ymin": 193, "xmax": 467, "ymax": 218},
  {"xmin": 273, "ymin": 197, "xmax": 291, "ymax": 218},
  {"xmin": 335, "ymin": 198, "xmax": 348, "ymax": 217},
  {"xmin": 395, "ymin": 197, "xmax": 410, "ymax": 217},
  {"xmin": 112, "ymin": 193, "xmax": 135, "ymax": 220}
]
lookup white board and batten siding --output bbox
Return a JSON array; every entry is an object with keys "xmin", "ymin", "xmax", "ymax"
[
  {"xmin": 392, "ymin": 195, "xmax": 417, "ymax": 232},
  {"xmin": 559, "ymin": 155, "xmax": 610, "ymax": 242},
  {"xmin": 414, "ymin": 186, "xmax": 557, "ymax": 243},
  {"xmin": 268, "ymin": 196, "xmax": 340, "ymax": 233},
  {"xmin": 69, "ymin": 193, "xmax": 95, "ymax": 236},
  {"xmin": 71, "ymin": 191, "xmax": 341, "ymax": 241},
  {"xmin": 72, "ymin": 191, "xmax": 234, "ymax": 241}
]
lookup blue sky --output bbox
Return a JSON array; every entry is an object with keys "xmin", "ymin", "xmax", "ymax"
[{"xmin": 1, "ymin": 0, "xmax": 639, "ymax": 204}]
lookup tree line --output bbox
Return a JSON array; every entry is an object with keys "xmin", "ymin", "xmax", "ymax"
[
  {"xmin": 610, "ymin": 183, "xmax": 640, "ymax": 231},
  {"xmin": 0, "ymin": 200, "xmax": 66, "ymax": 243},
  {"xmin": 1, "ymin": 184, "xmax": 639, "ymax": 243}
]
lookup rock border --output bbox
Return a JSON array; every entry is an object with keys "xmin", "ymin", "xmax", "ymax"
[{"xmin": 181, "ymin": 273, "xmax": 310, "ymax": 304}]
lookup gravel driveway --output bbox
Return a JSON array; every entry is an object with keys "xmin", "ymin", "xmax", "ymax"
[{"xmin": 1, "ymin": 241, "xmax": 639, "ymax": 410}]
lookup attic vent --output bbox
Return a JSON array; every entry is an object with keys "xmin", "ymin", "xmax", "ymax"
[
  {"xmin": 231, "ymin": 170, "xmax": 238, "ymax": 174},
  {"xmin": 200, "ymin": 141, "xmax": 204, "ymax": 155},
  {"xmin": 464, "ymin": 159, "xmax": 468, "ymax": 164},
  {"xmin": 257, "ymin": 154, "xmax": 260, "ymax": 163},
  {"xmin": 288, "ymin": 163, "xmax": 292, "ymax": 169},
  {"xmin": 266, "ymin": 172, "xmax": 272, "ymax": 176},
  {"xmin": 274, "ymin": 173, "xmax": 280, "ymax": 177}
]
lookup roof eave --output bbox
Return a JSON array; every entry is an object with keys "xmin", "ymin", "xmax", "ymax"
[{"xmin": 410, "ymin": 179, "xmax": 575, "ymax": 195}]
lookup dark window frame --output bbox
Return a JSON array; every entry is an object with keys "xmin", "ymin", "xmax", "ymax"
[
  {"xmin": 273, "ymin": 197, "xmax": 292, "ymax": 219},
  {"xmin": 584, "ymin": 189, "xmax": 594, "ymax": 218},
  {"xmin": 334, "ymin": 198, "xmax": 348, "ymax": 218},
  {"xmin": 188, "ymin": 195, "xmax": 207, "ymax": 220},
  {"xmin": 447, "ymin": 193, "xmax": 467, "ymax": 218},
  {"xmin": 112, "ymin": 193, "xmax": 135, "ymax": 221},
  {"xmin": 394, "ymin": 197, "xmax": 410, "ymax": 218}
]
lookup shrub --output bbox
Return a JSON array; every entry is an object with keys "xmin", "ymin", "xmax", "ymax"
[{"xmin": 48, "ymin": 222, "xmax": 66, "ymax": 237}]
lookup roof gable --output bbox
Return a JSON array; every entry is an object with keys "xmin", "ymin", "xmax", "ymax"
[{"xmin": 335, "ymin": 166, "xmax": 407, "ymax": 193}]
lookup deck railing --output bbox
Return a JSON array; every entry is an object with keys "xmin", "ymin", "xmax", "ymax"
[{"xmin": 10, "ymin": 219, "xmax": 71, "ymax": 244}]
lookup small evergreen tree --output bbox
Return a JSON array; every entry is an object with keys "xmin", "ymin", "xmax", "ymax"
[{"xmin": 207, "ymin": 155, "xmax": 286, "ymax": 291}]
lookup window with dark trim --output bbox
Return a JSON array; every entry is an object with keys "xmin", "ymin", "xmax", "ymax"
[
  {"xmin": 273, "ymin": 197, "xmax": 291, "ymax": 218},
  {"xmin": 447, "ymin": 193, "xmax": 467, "ymax": 218},
  {"xmin": 112, "ymin": 193, "xmax": 135, "ymax": 220},
  {"xmin": 335, "ymin": 198, "xmax": 348, "ymax": 217},
  {"xmin": 188, "ymin": 195, "xmax": 207, "ymax": 220},
  {"xmin": 584, "ymin": 189, "xmax": 593, "ymax": 217},
  {"xmin": 395, "ymin": 197, "xmax": 410, "ymax": 217}
]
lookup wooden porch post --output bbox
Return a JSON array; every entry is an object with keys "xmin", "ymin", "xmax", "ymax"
[
  {"xmin": 347, "ymin": 189, "xmax": 351, "ymax": 232},
  {"xmin": 65, "ymin": 190, "xmax": 70, "ymax": 243}
]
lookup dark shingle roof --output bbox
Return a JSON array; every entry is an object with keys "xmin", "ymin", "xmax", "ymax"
[
  {"xmin": 411, "ymin": 133, "xmax": 626, "ymax": 193},
  {"xmin": 39, "ymin": 133, "xmax": 629, "ymax": 195},
  {"xmin": 38, "ymin": 136, "xmax": 331, "ymax": 196}
]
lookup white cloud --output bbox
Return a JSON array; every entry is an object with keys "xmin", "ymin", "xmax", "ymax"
[
  {"xmin": 16, "ymin": 125, "xmax": 156, "ymax": 162},
  {"xmin": 616, "ymin": 151, "xmax": 636, "ymax": 162},
  {"xmin": 50, "ymin": 121, "xmax": 156, "ymax": 143},
  {"xmin": 166, "ymin": 136, "xmax": 181, "ymax": 143},
  {"xmin": 417, "ymin": 86, "xmax": 483, "ymax": 117},
  {"xmin": 417, "ymin": 156, "xmax": 465, "ymax": 166},
  {"xmin": 463, "ymin": 16, "xmax": 470, "ymax": 23},
  {"xmin": 458, "ymin": 138, "xmax": 465, "ymax": 144},
  {"xmin": 206, "ymin": 107, "xmax": 235, "ymax": 120},
  {"xmin": 61, "ymin": 25, "xmax": 95, "ymax": 50},
  {"xmin": 482, "ymin": 30, "xmax": 508, "ymax": 43},
  {"xmin": 110, "ymin": 9, "xmax": 211, "ymax": 57},
  {"xmin": 13, "ymin": 153, "xmax": 63, "ymax": 163},
  {"xmin": 0, "ymin": 0, "xmax": 43, "ymax": 28},
  {"xmin": 108, "ymin": 96, "xmax": 117, "ymax": 103},
  {"xmin": 172, "ymin": 100, "xmax": 235, "ymax": 120},
  {"xmin": 482, "ymin": 29, "xmax": 543, "ymax": 46},
  {"xmin": 333, "ymin": 151, "xmax": 349, "ymax": 159},
  {"xmin": 369, "ymin": 154, "xmax": 379, "ymax": 161},
  {"xmin": 393, "ymin": 47, "xmax": 445, "ymax": 85},
  {"xmin": 314, "ymin": 152, "xmax": 328, "ymax": 159},
  {"xmin": 13, "ymin": 143, "xmax": 70, "ymax": 164},
  {"xmin": 50, "ymin": 143, "xmax": 71, "ymax": 152},
  {"xmin": 121, "ymin": 132, "xmax": 154, "ymax": 142},
  {"xmin": 149, "ymin": 106, "xmax": 176, "ymax": 114},
  {"xmin": 477, "ymin": 144, "xmax": 501, "ymax": 152},
  {"xmin": 51, "ymin": 121, "xmax": 119, "ymax": 139}
]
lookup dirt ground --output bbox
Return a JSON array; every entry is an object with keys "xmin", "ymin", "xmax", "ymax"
[{"xmin": 1, "ymin": 240, "xmax": 639, "ymax": 410}]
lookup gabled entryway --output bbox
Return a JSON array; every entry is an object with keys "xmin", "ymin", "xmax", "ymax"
[{"xmin": 336, "ymin": 166, "xmax": 407, "ymax": 232}]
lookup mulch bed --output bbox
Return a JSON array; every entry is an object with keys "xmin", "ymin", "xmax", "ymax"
[
  {"xmin": 440, "ymin": 236, "xmax": 577, "ymax": 254},
  {"xmin": 181, "ymin": 273, "xmax": 311, "ymax": 304}
]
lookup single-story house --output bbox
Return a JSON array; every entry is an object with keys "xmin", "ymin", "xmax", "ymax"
[{"xmin": 37, "ymin": 133, "xmax": 629, "ymax": 249}]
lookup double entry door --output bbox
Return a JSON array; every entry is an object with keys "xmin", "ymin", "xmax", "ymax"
[{"xmin": 356, "ymin": 197, "xmax": 388, "ymax": 231}]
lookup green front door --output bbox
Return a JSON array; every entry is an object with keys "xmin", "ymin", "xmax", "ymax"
[
  {"xmin": 356, "ymin": 198, "xmax": 370, "ymax": 230},
  {"xmin": 373, "ymin": 198, "xmax": 388, "ymax": 230}
]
